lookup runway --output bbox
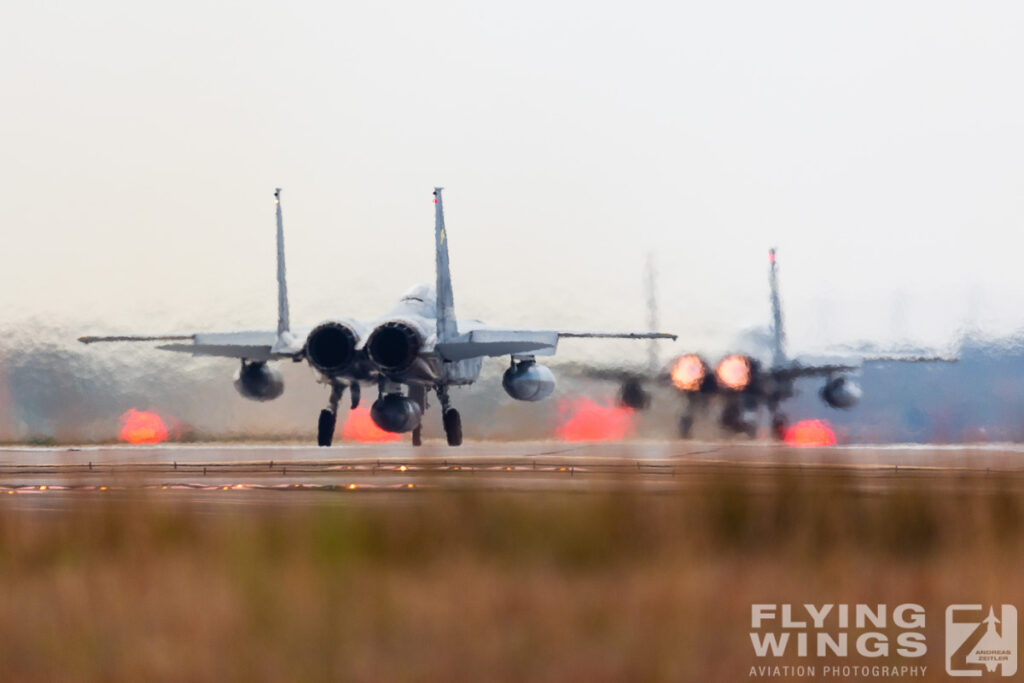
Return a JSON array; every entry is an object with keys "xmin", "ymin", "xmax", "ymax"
[{"xmin": 0, "ymin": 441, "xmax": 1023, "ymax": 500}]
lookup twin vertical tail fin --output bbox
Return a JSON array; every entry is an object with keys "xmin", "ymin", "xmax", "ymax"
[
  {"xmin": 273, "ymin": 187, "xmax": 460, "ymax": 350},
  {"xmin": 768, "ymin": 248, "xmax": 786, "ymax": 367},
  {"xmin": 275, "ymin": 188, "xmax": 291, "ymax": 338},
  {"xmin": 645, "ymin": 252, "xmax": 660, "ymax": 375},
  {"xmin": 433, "ymin": 188, "xmax": 458, "ymax": 343}
]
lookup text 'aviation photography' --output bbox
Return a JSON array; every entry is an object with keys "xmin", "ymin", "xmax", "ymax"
[{"xmin": 3, "ymin": 1, "xmax": 1023, "ymax": 681}]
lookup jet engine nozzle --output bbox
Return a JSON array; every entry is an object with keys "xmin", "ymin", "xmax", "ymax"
[
  {"xmin": 367, "ymin": 321, "xmax": 423, "ymax": 373},
  {"xmin": 305, "ymin": 321, "xmax": 360, "ymax": 375},
  {"xmin": 370, "ymin": 394, "xmax": 423, "ymax": 433},
  {"xmin": 670, "ymin": 354, "xmax": 710, "ymax": 392},
  {"xmin": 821, "ymin": 376, "xmax": 862, "ymax": 409},
  {"xmin": 716, "ymin": 355, "xmax": 753, "ymax": 391},
  {"xmin": 502, "ymin": 360, "xmax": 556, "ymax": 402},
  {"xmin": 234, "ymin": 361, "xmax": 284, "ymax": 401}
]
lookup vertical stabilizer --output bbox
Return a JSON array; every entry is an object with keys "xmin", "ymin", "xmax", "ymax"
[
  {"xmin": 433, "ymin": 188, "xmax": 458, "ymax": 343},
  {"xmin": 275, "ymin": 188, "xmax": 290, "ymax": 336},
  {"xmin": 768, "ymin": 248, "xmax": 786, "ymax": 367},
  {"xmin": 645, "ymin": 252, "xmax": 660, "ymax": 374}
]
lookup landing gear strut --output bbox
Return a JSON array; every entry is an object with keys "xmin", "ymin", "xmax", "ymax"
[
  {"xmin": 770, "ymin": 408, "xmax": 788, "ymax": 441},
  {"xmin": 677, "ymin": 394, "xmax": 701, "ymax": 439},
  {"xmin": 678, "ymin": 413, "xmax": 693, "ymax": 439},
  {"xmin": 409, "ymin": 385, "xmax": 426, "ymax": 447},
  {"xmin": 317, "ymin": 381, "xmax": 347, "ymax": 447},
  {"xmin": 722, "ymin": 397, "xmax": 758, "ymax": 439},
  {"xmin": 436, "ymin": 384, "xmax": 462, "ymax": 446}
]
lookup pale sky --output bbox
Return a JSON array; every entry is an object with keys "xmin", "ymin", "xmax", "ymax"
[{"xmin": 3, "ymin": 0, "xmax": 1023, "ymax": 360}]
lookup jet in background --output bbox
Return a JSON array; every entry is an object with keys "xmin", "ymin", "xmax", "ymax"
[
  {"xmin": 80, "ymin": 188, "xmax": 675, "ymax": 446},
  {"xmin": 594, "ymin": 249, "xmax": 954, "ymax": 438}
]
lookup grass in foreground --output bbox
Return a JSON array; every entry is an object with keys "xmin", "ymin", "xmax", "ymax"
[{"xmin": 0, "ymin": 468, "xmax": 1020, "ymax": 681}]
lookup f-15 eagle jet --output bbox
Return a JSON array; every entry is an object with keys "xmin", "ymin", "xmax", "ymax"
[
  {"xmin": 80, "ymin": 188, "xmax": 675, "ymax": 446},
  {"xmin": 658, "ymin": 248, "xmax": 955, "ymax": 438},
  {"xmin": 581, "ymin": 249, "xmax": 955, "ymax": 439}
]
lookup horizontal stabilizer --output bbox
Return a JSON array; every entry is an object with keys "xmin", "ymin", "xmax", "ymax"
[
  {"xmin": 157, "ymin": 343, "xmax": 274, "ymax": 362},
  {"xmin": 437, "ymin": 330, "xmax": 560, "ymax": 361},
  {"xmin": 157, "ymin": 344, "xmax": 274, "ymax": 360}
]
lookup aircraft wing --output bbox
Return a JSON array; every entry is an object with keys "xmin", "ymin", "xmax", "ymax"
[
  {"xmin": 434, "ymin": 328, "xmax": 676, "ymax": 362},
  {"xmin": 860, "ymin": 353, "xmax": 960, "ymax": 363},
  {"xmin": 773, "ymin": 363, "xmax": 862, "ymax": 380},
  {"xmin": 550, "ymin": 360, "xmax": 655, "ymax": 382},
  {"xmin": 78, "ymin": 330, "xmax": 308, "ymax": 361},
  {"xmin": 775, "ymin": 353, "xmax": 957, "ymax": 380}
]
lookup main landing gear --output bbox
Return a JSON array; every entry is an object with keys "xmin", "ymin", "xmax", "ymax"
[
  {"xmin": 317, "ymin": 380, "xmax": 360, "ymax": 447},
  {"xmin": 436, "ymin": 384, "xmax": 462, "ymax": 447},
  {"xmin": 721, "ymin": 397, "xmax": 758, "ymax": 439},
  {"xmin": 770, "ymin": 408, "xmax": 788, "ymax": 441},
  {"xmin": 677, "ymin": 394, "xmax": 706, "ymax": 440},
  {"xmin": 409, "ymin": 385, "xmax": 425, "ymax": 447},
  {"xmin": 678, "ymin": 413, "xmax": 693, "ymax": 439}
]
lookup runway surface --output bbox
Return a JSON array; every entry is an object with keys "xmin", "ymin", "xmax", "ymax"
[{"xmin": 0, "ymin": 441, "xmax": 1022, "ymax": 501}]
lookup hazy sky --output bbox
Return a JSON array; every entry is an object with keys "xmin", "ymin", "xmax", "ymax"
[{"xmin": 4, "ymin": 0, "xmax": 1023, "ymax": 359}]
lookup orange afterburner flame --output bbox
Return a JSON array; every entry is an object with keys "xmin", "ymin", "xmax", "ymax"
[
  {"xmin": 342, "ymin": 407, "xmax": 402, "ymax": 443},
  {"xmin": 556, "ymin": 397, "xmax": 635, "ymax": 442},
  {"xmin": 784, "ymin": 419, "xmax": 837, "ymax": 447},
  {"xmin": 716, "ymin": 355, "xmax": 751, "ymax": 391},
  {"xmin": 118, "ymin": 409, "xmax": 169, "ymax": 444},
  {"xmin": 670, "ymin": 354, "xmax": 706, "ymax": 392}
]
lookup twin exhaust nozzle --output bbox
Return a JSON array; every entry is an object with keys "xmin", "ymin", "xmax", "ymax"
[{"xmin": 305, "ymin": 320, "xmax": 423, "ymax": 376}]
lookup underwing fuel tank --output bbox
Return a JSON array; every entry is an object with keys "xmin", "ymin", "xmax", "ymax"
[
  {"xmin": 502, "ymin": 360, "xmax": 556, "ymax": 402},
  {"xmin": 370, "ymin": 394, "xmax": 423, "ymax": 433},
  {"xmin": 821, "ymin": 376, "xmax": 862, "ymax": 408},
  {"xmin": 234, "ymin": 362, "xmax": 284, "ymax": 401}
]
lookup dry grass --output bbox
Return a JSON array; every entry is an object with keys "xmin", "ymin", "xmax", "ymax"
[{"xmin": 0, "ymin": 469, "xmax": 1021, "ymax": 681}]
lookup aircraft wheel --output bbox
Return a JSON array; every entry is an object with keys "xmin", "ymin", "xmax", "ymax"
[
  {"xmin": 619, "ymin": 379, "xmax": 650, "ymax": 410},
  {"xmin": 443, "ymin": 409, "xmax": 462, "ymax": 447},
  {"xmin": 317, "ymin": 409, "xmax": 336, "ymax": 447},
  {"xmin": 771, "ymin": 412, "xmax": 788, "ymax": 441},
  {"xmin": 412, "ymin": 426, "xmax": 422, "ymax": 447},
  {"xmin": 721, "ymin": 402, "xmax": 741, "ymax": 433},
  {"xmin": 678, "ymin": 414, "xmax": 693, "ymax": 439}
]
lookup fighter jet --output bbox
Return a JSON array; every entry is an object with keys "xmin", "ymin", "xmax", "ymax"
[
  {"xmin": 582, "ymin": 249, "xmax": 954, "ymax": 438},
  {"xmin": 80, "ymin": 188, "xmax": 675, "ymax": 446}
]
